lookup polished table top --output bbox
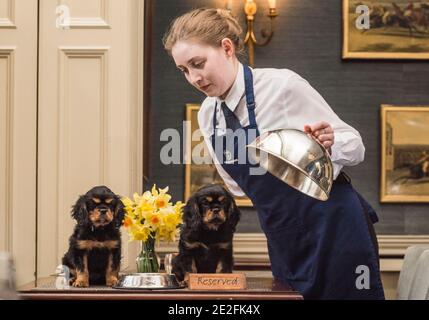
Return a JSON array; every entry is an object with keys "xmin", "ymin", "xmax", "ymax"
[{"xmin": 18, "ymin": 272, "xmax": 303, "ymax": 300}]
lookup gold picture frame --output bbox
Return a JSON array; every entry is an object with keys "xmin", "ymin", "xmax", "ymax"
[
  {"xmin": 381, "ymin": 105, "xmax": 429, "ymax": 202},
  {"xmin": 343, "ymin": 0, "xmax": 429, "ymax": 59},
  {"xmin": 184, "ymin": 104, "xmax": 253, "ymax": 207}
]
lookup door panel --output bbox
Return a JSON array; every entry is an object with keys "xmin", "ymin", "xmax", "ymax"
[{"xmin": 0, "ymin": 0, "xmax": 38, "ymax": 286}]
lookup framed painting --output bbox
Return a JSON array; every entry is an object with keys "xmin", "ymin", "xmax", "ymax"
[
  {"xmin": 381, "ymin": 105, "xmax": 429, "ymax": 202},
  {"xmin": 343, "ymin": 0, "xmax": 429, "ymax": 59},
  {"xmin": 184, "ymin": 104, "xmax": 253, "ymax": 207}
]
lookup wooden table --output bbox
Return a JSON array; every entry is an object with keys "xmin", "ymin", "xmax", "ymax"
[{"xmin": 18, "ymin": 274, "xmax": 303, "ymax": 300}]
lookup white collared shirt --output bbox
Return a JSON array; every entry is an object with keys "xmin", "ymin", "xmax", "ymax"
[{"xmin": 197, "ymin": 63, "xmax": 365, "ymax": 197}]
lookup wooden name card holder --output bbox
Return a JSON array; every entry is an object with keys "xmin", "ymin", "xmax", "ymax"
[{"xmin": 188, "ymin": 273, "xmax": 247, "ymax": 290}]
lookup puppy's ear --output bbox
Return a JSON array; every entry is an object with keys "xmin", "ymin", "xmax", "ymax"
[
  {"xmin": 227, "ymin": 198, "xmax": 241, "ymax": 232},
  {"xmin": 184, "ymin": 195, "xmax": 201, "ymax": 232},
  {"xmin": 114, "ymin": 196, "xmax": 125, "ymax": 229},
  {"xmin": 71, "ymin": 195, "xmax": 88, "ymax": 226}
]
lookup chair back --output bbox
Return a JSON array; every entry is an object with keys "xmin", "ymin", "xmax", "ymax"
[
  {"xmin": 408, "ymin": 250, "xmax": 429, "ymax": 300},
  {"xmin": 397, "ymin": 245, "xmax": 429, "ymax": 300}
]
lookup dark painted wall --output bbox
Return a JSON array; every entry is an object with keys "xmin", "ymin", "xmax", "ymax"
[{"xmin": 146, "ymin": 0, "xmax": 429, "ymax": 234}]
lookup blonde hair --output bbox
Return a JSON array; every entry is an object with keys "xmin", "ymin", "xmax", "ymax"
[{"xmin": 163, "ymin": 8, "xmax": 244, "ymax": 58}]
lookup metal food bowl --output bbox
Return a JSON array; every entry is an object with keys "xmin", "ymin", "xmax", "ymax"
[
  {"xmin": 113, "ymin": 273, "xmax": 184, "ymax": 290},
  {"xmin": 247, "ymin": 129, "xmax": 333, "ymax": 201}
]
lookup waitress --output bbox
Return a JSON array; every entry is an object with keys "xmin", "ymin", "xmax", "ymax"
[{"xmin": 163, "ymin": 8, "xmax": 384, "ymax": 300}]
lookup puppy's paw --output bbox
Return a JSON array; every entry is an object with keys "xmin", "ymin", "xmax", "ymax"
[
  {"xmin": 183, "ymin": 272, "xmax": 190, "ymax": 287},
  {"xmin": 106, "ymin": 275, "xmax": 119, "ymax": 287},
  {"xmin": 72, "ymin": 276, "xmax": 89, "ymax": 287}
]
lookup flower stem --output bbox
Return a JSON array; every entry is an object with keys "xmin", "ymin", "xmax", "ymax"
[{"xmin": 136, "ymin": 236, "xmax": 159, "ymax": 273}]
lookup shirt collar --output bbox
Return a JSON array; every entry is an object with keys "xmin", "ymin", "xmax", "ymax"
[{"xmin": 216, "ymin": 63, "xmax": 245, "ymax": 113}]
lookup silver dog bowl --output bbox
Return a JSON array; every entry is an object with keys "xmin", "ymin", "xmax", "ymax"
[
  {"xmin": 113, "ymin": 273, "xmax": 184, "ymax": 290},
  {"xmin": 247, "ymin": 129, "xmax": 333, "ymax": 201}
]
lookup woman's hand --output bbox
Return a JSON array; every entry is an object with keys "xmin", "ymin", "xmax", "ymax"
[{"xmin": 304, "ymin": 121, "xmax": 334, "ymax": 154}]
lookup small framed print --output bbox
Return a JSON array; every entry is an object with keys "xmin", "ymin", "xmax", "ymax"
[
  {"xmin": 343, "ymin": 0, "xmax": 429, "ymax": 60},
  {"xmin": 381, "ymin": 105, "xmax": 429, "ymax": 202}
]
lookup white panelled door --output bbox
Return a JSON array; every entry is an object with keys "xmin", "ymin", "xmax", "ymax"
[
  {"xmin": 37, "ymin": 0, "xmax": 143, "ymax": 281},
  {"xmin": 0, "ymin": 0, "xmax": 143, "ymax": 286}
]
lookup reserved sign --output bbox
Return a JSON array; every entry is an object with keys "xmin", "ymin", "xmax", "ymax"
[{"xmin": 188, "ymin": 273, "xmax": 247, "ymax": 290}]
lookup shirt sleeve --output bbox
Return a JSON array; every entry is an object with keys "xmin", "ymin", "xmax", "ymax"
[{"xmin": 282, "ymin": 75, "xmax": 365, "ymax": 178}]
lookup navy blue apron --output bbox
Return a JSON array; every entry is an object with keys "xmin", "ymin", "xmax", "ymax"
[{"xmin": 210, "ymin": 65, "xmax": 385, "ymax": 300}]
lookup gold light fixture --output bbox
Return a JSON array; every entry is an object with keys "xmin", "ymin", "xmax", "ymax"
[{"xmin": 226, "ymin": 0, "xmax": 278, "ymax": 66}]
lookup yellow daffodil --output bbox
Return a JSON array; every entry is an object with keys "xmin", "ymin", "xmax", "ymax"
[
  {"xmin": 123, "ymin": 217, "xmax": 132, "ymax": 228},
  {"xmin": 142, "ymin": 190, "xmax": 153, "ymax": 202},
  {"xmin": 139, "ymin": 202, "xmax": 154, "ymax": 213},
  {"xmin": 151, "ymin": 184, "xmax": 159, "ymax": 197},
  {"xmin": 121, "ymin": 197, "xmax": 134, "ymax": 208},
  {"xmin": 121, "ymin": 184, "xmax": 183, "ymax": 244},
  {"xmin": 132, "ymin": 225, "xmax": 151, "ymax": 242},
  {"xmin": 159, "ymin": 186, "xmax": 169, "ymax": 194},
  {"xmin": 155, "ymin": 193, "xmax": 171, "ymax": 209},
  {"xmin": 133, "ymin": 192, "xmax": 142, "ymax": 204}
]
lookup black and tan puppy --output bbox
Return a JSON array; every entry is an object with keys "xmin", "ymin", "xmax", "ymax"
[
  {"xmin": 172, "ymin": 184, "xmax": 240, "ymax": 284},
  {"xmin": 62, "ymin": 186, "xmax": 125, "ymax": 287}
]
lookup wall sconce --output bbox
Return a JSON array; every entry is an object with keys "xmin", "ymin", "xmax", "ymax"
[{"xmin": 226, "ymin": 0, "xmax": 278, "ymax": 66}]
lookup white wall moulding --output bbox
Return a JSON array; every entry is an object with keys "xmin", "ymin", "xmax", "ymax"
[
  {"xmin": 377, "ymin": 235, "xmax": 429, "ymax": 256},
  {"xmin": 157, "ymin": 234, "xmax": 429, "ymax": 271}
]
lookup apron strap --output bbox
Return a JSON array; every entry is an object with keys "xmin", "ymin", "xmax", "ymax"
[
  {"xmin": 243, "ymin": 65, "xmax": 257, "ymax": 129},
  {"xmin": 211, "ymin": 65, "xmax": 259, "ymax": 142}
]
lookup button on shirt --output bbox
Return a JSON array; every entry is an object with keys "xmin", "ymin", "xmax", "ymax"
[{"xmin": 197, "ymin": 63, "xmax": 365, "ymax": 197}]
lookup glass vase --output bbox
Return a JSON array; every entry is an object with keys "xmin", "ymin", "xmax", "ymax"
[{"xmin": 136, "ymin": 237, "xmax": 159, "ymax": 273}]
